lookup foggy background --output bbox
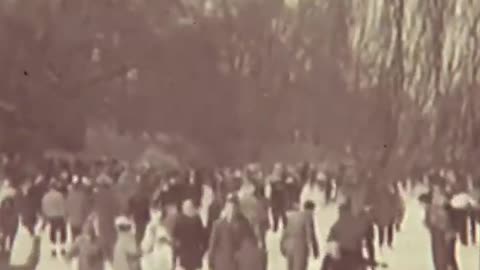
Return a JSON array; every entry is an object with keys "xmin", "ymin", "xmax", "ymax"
[{"xmin": 0, "ymin": 0, "xmax": 479, "ymax": 170}]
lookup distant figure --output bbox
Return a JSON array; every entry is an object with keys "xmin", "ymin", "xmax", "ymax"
[
  {"xmin": 270, "ymin": 176, "xmax": 288, "ymax": 232},
  {"xmin": 206, "ymin": 193, "xmax": 223, "ymax": 240},
  {"xmin": 280, "ymin": 200, "xmax": 319, "ymax": 270},
  {"xmin": 15, "ymin": 181, "xmax": 37, "ymax": 236}
]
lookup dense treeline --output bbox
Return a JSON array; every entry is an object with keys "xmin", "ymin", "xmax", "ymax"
[{"xmin": 0, "ymin": 0, "xmax": 479, "ymax": 168}]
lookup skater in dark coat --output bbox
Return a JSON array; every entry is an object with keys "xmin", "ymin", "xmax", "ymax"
[
  {"xmin": 321, "ymin": 202, "xmax": 379, "ymax": 270},
  {"xmin": 93, "ymin": 176, "xmax": 120, "ymax": 261},
  {"xmin": 174, "ymin": 199, "xmax": 207, "ymax": 270},
  {"xmin": 280, "ymin": 200, "xmax": 319, "ymax": 270},
  {"xmin": 0, "ymin": 197, "xmax": 19, "ymax": 254},
  {"xmin": 208, "ymin": 195, "xmax": 242, "ymax": 270},
  {"xmin": 270, "ymin": 176, "xmax": 288, "ymax": 232},
  {"xmin": 425, "ymin": 185, "xmax": 458, "ymax": 270}
]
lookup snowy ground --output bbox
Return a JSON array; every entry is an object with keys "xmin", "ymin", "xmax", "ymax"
[{"xmin": 1, "ymin": 186, "xmax": 478, "ymax": 270}]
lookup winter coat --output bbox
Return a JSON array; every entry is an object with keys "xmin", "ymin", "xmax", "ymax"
[
  {"xmin": 42, "ymin": 189, "xmax": 66, "ymax": 218},
  {"xmin": 280, "ymin": 211, "xmax": 319, "ymax": 270},
  {"xmin": 93, "ymin": 186, "xmax": 120, "ymax": 256},
  {"xmin": 425, "ymin": 204, "xmax": 455, "ymax": 237},
  {"xmin": 141, "ymin": 220, "xmax": 174, "ymax": 270},
  {"xmin": 208, "ymin": 218, "xmax": 241, "ymax": 270},
  {"xmin": 15, "ymin": 194, "xmax": 37, "ymax": 231},
  {"xmin": 235, "ymin": 216, "xmax": 267, "ymax": 270},
  {"xmin": 328, "ymin": 210, "xmax": 370, "ymax": 252},
  {"xmin": 67, "ymin": 235, "xmax": 105, "ymax": 270},
  {"xmin": 113, "ymin": 232, "xmax": 142, "ymax": 270},
  {"xmin": 238, "ymin": 194, "xmax": 270, "ymax": 242},
  {"xmin": 270, "ymin": 181, "xmax": 288, "ymax": 210},
  {"xmin": 0, "ymin": 197, "xmax": 19, "ymax": 236},
  {"xmin": 206, "ymin": 200, "xmax": 223, "ymax": 238},
  {"xmin": 66, "ymin": 187, "xmax": 91, "ymax": 228},
  {"xmin": 174, "ymin": 214, "xmax": 206, "ymax": 270},
  {"xmin": 371, "ymin": 190, "xmax": 398, "ymax": 227}
]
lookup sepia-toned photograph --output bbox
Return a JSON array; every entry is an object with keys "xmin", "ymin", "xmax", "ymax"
[{"xmin": 0, "ymin": 0, "xmax": 479, "ymax": 269}]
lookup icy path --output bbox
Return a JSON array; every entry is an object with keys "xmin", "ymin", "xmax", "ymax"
[
  {"xmin": 1, "ymin": 189, "xmax": 478, "ymax": 270},
  {"xmin": 264, "ymin": 195, "xmax": 478, "ymax": 270}
]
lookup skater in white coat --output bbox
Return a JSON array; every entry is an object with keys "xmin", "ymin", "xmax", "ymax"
[{"xmin": 140, "ymin": 207, "xmax": 174, "ymax": 270}]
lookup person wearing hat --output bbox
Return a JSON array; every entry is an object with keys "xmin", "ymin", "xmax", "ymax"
[
  {"xmin": 320, "ymin": 200, "xmax": 382, "ymax": 270},
  {"xmin": 15, "ymin": 180, "xmax": 38, "ymax": 236},
  {"xmin": 424, "ymin": 184, "xmax": 458, "ymax": 270},
  {"xmin": 113, "ymin": 216, "xmax": 142, "ymax": 270},
  {"xmin": 280, "ymin": 200, "xmax": 319, "ymax": 270}
]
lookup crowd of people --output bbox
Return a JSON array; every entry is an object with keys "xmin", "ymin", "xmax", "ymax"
[{"xmin": 0, "ymin": 153, "xmax": 478, "ymax": 270}]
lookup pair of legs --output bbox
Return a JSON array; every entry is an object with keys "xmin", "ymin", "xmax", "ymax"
[
  {"xmin": 271, "ymin": 206, "xmax": 288, "ymax": 232},
  {"xmin": 48, "ymin": 216, "xmax": 67, "ymax": 257},
  {"xmin": 377, "ymin": 224, "xmax": 395, "ymax": 248}
]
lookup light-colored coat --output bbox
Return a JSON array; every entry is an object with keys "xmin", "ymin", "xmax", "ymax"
[
  {"xmin": 113, "ymin": 232, "xmax": 141, "ymax": 270},
  {"xmin": 141, "ymin": 221, "xmax": 174, "ymax": 270}
]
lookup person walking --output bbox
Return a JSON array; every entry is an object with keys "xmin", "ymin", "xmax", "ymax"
[
  {"xmin": 425, "ymin": 185, "xmax": 458, "ymax": 270},
  {"xmin": 66, "ymin": 221, "xmax": 105, "ymax": 270},
  {"xmin": 0, "ymin": 195, "xmax": 18, "ymax": 255},
  {"xmin": 270, "ymin": 176, "xmax": 288, "ymax": 232},
  {"xmin": 174, "ymin": 199, "xmax": 206, "ymax": 270},
  {"xmin": 129, "ymin": 184, "xmax": 151, "ymax": 245},
  {"xmin": 66, "ymin": 178, "xmax": 91, "ymax": 241},
  {"xmin": 112, "ymin": 216, "xmax": 142, "ymax": 270},
  {"xmin": 42, "ymin": 181, "xmax": 67, "ymax": 257},
  {"xmin": 280, "ymin": 200, "xmax": 319, "ymax": 270},
  {"xmin": 141, "ymin": 206, "xmax": 174, "ymax": 270},
  {"xmin": 93, "ymin": 175, "xmax": 120, "ymax": 261},
  {"xmin": 208, "ymin": 195, "xmax": 242, "ymax": 270}
]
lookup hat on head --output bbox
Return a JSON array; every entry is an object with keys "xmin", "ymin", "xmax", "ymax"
[
  {"xmin": 115, "ymin": 216, "xmax": 133, "ymax": 227},
  {"xmin": 303, "ymin": 200, "xmax": 315, "ymax": 211}
]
